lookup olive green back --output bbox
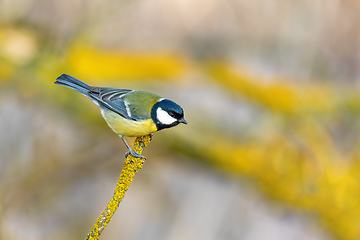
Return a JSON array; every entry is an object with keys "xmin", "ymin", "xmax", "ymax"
[{"xmin": 124, "ymin": 91, "xmax": 161, "ymax": 119}]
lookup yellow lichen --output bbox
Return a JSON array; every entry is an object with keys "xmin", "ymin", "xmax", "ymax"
[{"xmin": 86, "ymin": 134, "xmax": 152, "ymax": 240}]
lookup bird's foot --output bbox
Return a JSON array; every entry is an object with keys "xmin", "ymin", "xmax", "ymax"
[{"xmin": 125, "ymin": 149, "xmax": 146, "ymax": 159}]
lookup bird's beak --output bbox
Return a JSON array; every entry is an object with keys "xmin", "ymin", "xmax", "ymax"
[{"xmin": 179, "ymin": 118, "xmax": 188, "ymax": 124}]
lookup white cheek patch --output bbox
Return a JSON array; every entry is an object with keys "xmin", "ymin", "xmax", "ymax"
[{"xmin": 157, "ymin": 107, "xmax": 177, "ymax": 125}]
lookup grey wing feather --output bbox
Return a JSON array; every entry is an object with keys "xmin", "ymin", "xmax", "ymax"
[
  {"xmin": 98, "ymin": 88, "xmax": 131, "ymax": 101},
  {"xmin": 88, "ymin": 88, "xmax": 143, "ymax": 121}
]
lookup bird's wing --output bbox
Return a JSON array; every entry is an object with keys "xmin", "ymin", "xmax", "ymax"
[{"xmin": 88, "ymin": 87, "xmax": 146, "ymax": 121}]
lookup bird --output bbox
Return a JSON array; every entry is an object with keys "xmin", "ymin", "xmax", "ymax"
[{"xmin": 55, "ymin": 74, "xmax": 187, "ymax": 159}]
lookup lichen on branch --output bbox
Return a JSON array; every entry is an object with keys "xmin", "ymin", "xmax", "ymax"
[{"xmin": 86, "ymin": 134, "xmax": 152, "ymax": 240}]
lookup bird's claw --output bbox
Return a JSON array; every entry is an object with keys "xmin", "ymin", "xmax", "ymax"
[{"xmin": 125, "ymin": 150, "xmax": 146, "ymax": 159}]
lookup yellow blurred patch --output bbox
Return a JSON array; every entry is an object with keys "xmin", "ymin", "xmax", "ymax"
[
  {"xmin": 65, "ymin": 46, "xmax": 187, "ymax": 81},
  {"xmin": 0, "ymin": 27, "xmax": 37, "ymax": 65},
  {"xmin": 206, "ymin": 62, "xmax": 334, "ymax": 114}
]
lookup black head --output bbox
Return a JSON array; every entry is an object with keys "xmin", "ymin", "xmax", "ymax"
[{"xmin": 151, "ymin": 99, "xmax": 187, "ymax": 131}]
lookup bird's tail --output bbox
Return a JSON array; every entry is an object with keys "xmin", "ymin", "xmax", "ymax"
[{"xmin": 55, "ymin": 74, "xmax": 90, "ymax": 96}]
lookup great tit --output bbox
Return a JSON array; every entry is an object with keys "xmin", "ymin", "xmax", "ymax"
[{"xmin": 55, "ymin": 74, "xmax": 187, "ymax": 159}]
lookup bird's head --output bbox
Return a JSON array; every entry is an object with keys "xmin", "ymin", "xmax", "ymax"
[{"xmin": 151, "ymin": 99, "xmax": 187, "ymax": 131}]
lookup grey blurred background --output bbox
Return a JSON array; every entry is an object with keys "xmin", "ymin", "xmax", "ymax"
[{"xmin": 1, "ymin": 0, "xmax": 360, "ymax": 239}]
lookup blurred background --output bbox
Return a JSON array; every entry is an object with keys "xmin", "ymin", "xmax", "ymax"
[{"xmin": 1, "ymin": 0, "xmax": 360, "ymax": 239}]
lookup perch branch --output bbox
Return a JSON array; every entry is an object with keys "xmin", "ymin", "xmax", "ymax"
[{"xmin": 86, "ymin": 134, "xmax": 152, "ymax": 240}]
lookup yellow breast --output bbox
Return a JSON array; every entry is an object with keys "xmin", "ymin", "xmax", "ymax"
[{"xmin": 101, "ymin": 110, "xmax": 158, "ymax": 137}]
